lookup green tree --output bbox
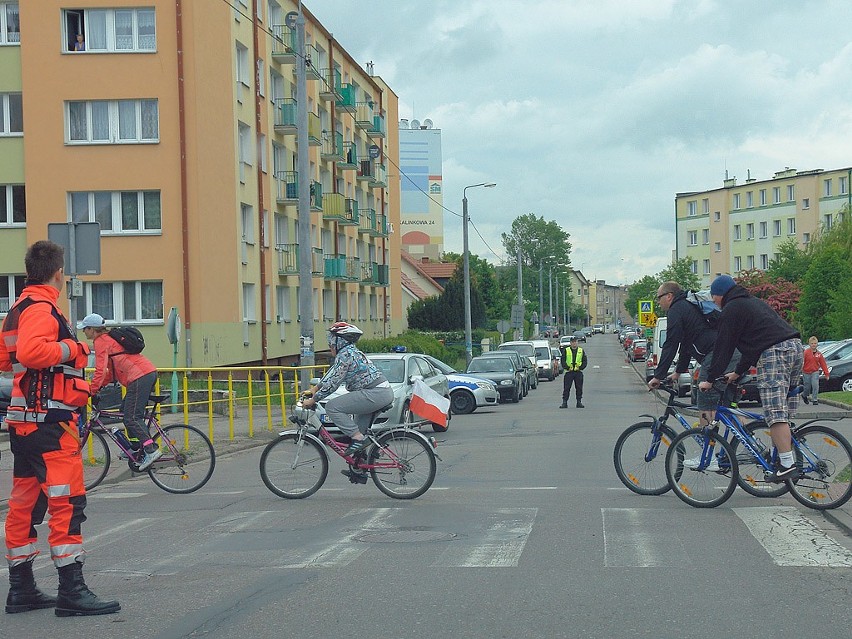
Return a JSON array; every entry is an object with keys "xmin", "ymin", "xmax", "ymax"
[
  {"xmin": 827, "ymin": 277, "xmax": 852, "ymax": 338},
  {"xmin": 796, "ymin": 245, "xmax": 852, "ymax": 339},
  {"xmin": 443, "ymin": 251, "xmax": 512, "ymax": 325},
  {"xmin": 625, "ymin": 275, "xmax": 660, "ymax": 318},
  {"xmin": 766, "ymin": 237, "xmax": 812, "ymax": 283},
  {"xmin": 658, "ymin": 257, "xmax": 701, "ymax": 291}
]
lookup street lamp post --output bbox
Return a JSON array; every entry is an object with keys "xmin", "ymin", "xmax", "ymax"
[{"xmin": 463, "ymin": 182, "xmax": 496, "ymax": 365}]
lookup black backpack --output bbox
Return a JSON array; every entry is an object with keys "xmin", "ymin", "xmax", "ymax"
[{"xmin": 107, "ymin": 326, "xmax": 145, "ymax": 354}]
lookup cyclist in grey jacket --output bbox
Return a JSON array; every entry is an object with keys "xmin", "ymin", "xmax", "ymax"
[{"xmin": 302, "ymin": 322, "xmax": 393, "ymax": 457}]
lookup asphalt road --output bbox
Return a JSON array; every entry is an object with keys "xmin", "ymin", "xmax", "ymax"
[{"xmin": 2, "ymin": 335, "xmax": 852, "ymax": 639}]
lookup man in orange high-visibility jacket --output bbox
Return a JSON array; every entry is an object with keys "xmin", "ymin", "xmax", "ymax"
[{"xmin": 0, "ymin": 240, "xmax": 119, "ymax": 617}]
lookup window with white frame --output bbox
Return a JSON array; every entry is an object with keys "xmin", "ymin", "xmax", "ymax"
[
  {"xmin": 0, "ymin": 184, "xmax": 25, "ymax": 225},
  {"xmin": 241, "ymin": 203, "xmax": 254, "ymax": 243},
  {"xmin": 69, "ymin": 190, "xmax": 161, "ymax": 232},
  {"xmin": 687, "ymin": 201, "xmax": 696, "ymax": 216},
  {"xmin": 702, "ymin": 229, "xmax": 709, "ymax": 244},
  {"xmin": 714, "ymin": 211, "xmax": 721, "ymax": 222},
  {"xmin": 747, "ymin": 255, "xmax": 755, "ymax": 269},
  {"xmin": 66, "ymin": 99, "xmax": 158, "ymax": 144},
  {"xmin": 242, "ymin": 283, "xmax": 256, "ymax": 322},
  {"xmin": 1, "ymin": 3, "xmax": 20, "ymax": 45},
  {"xmin": 688, "ymin": 230, "xmax": 697, "ymax": 245},
  {"xmin": 824, "ymin": 179, "xmax": 832, "ymax": 197},
  {"xmin": 714, "ymin": 241, "xmax": 721, "ymax": 252},
  {"xmin": 734, "ymin": 256, "xmax": 742, "ymax": 272},
  {"xmin": 78, "ymin": 280, "xmax": 163, "ymax": 322},
  {"xmin": 733, "ymin": 193, "xmax": 741, "ymax": 209},
  {"xmin": 802, "ymin": 198, "xmax": 809, "ymax": 209},
  {"xmin": 0, "ymin": 274, "xmax": 25, "ymax": 313},
  {"xmin": 746, "ymin": 191, "xmax": 753, "ymax": 208},
  {"xmin": 0, "ymin": 92, "xmax": 22, "ymax": 135},
  {"xmin": 62, "ymin": 8, "xmax": 155, "ymax": 53},
  {"xmin": 787, "ymin": 185, "xmax": 794, "ymax": 201},
  {"xmin": 773, "ymin": 220, "xmax": 781, "ymax": 236},
  {"xmin": 276, "ymin": 285, "xmax": 291, "ymax": 322},
  {"xmin": 321, "ymin": 288, "xmax": 333, "ymax": 320},
  {"xmin": 803, "ymin": 232, "xmax": 810, "ymax": 244},
  {"xmin": 773, "ymin": 187, "xmax": 781, "ymax": 204},
  {"xmin": 746, "ymin": 223, "xmax": 754, "ymax": 240},
  {"xmin": 702, "ymin": 199, "xmax": 709, "ymax": 214},
  {"xmin": 733, "ymin": 225, "xmax": 741, "ymax": 240},
  {"xmin": 265, "ymin": 285, "xmax": 271, "ymax": 323},
  {"xmin": 759, "ymin": 189, "xmax": 766, "ymax": 206},
  {"xmin": 840, "ymin": 176, "xmax": 848, "ymax": 195},
  {"xmin": 759, "ymin": 221, "xmax": 767, "ymax": 238},
  {"xmin": 788, "ymin": 218, "xmax": 796, "ymax": 235},
  {"xmin": 236, "ymin": 42, "xmax": 250, "ymax": 88},
  {"xmin": 824, "ymin": 214, "xmax": 834, "ymax": 230},
  {"xmin": 690, "ymin": 260, "xmax": 697, "ymax": 274},
  {"xmin": 238, "ymin": 121, "xmax": 251, "ymax": 181},
  {"xmin": 760, "ymin": 254, "xmax": 768, "ymax": 269},
  {"xmin": 703, "ymin": 259, "xmax": 710, "ymax": 275}
]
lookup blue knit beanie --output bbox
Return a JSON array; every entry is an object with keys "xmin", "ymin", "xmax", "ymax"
[{"xmin": 710, "ymin": 274, "xmax": 736, "ymax": 297}]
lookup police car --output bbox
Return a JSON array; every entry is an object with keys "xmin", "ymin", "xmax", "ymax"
[{"xmin": 422, "ymin": 355, "xmax": 499, "ymax": 415}]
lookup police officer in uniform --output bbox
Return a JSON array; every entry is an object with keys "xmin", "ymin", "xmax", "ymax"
[{"xmin": 559, "ymin": 336, "xmax": 588, "ymax": 408}]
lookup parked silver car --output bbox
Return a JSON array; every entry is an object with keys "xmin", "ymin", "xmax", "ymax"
[{"xmin": 319, "ymin": 352, "xmax": 451, "ymax": 432}]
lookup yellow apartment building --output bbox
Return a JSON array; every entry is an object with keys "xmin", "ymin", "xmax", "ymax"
[
  {"xmin": 675, "ymin": 166, "xmax": 851, "ymax": 288},
  {"xmin": 2, "ymin": 0, "xmax": 402, "ymax": 368}
]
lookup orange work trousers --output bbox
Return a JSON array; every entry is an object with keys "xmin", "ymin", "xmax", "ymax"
[{"xmin": 4, "ymin": 421, "xmax": 87, "ymax": 568}]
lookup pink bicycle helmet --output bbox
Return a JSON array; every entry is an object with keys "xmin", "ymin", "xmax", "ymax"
[{"xmin": 328, "ymin": 321, "xmax": 363, "ymax": 348}]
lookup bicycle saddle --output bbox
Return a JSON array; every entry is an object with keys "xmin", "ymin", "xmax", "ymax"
[{"xmin": 148, "ymin": 394, "xmax": 170, "ymax": 404}]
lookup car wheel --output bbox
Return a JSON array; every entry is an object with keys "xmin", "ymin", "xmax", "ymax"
[
  {"xmin": 450, "ymin": 389, "xmax": 476, "ymax": 415},
  {"xmin": 841, "ymin": 375, "xmax": 852, "ymax": 393},
  {"xmin": 512, "ymin": 386, "xmax": 520, "ymax": 403},
  {"xmin": 401, "ymin": 401, "xmax": 415, "ymax": 425},
  {"xmin": 432, "ymin": 401, "xmax": 450, "ymax": 432}
]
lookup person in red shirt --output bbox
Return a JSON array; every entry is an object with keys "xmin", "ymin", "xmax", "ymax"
[
  {"xmin": 803, "ymin": 336, "xmax": 830, "ymax": 405},
  {"xmin": 78, "ymin": 314, "xmax": 160, "ymax": 470}
]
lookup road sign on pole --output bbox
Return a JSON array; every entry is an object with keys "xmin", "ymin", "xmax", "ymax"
[
  {"xmin": 496, "ymin": 319, "xmax": 511, "ymax": 335},
  {"xmin": 511, "ymin": 304, "xmax": 524, "ymax": 328}
]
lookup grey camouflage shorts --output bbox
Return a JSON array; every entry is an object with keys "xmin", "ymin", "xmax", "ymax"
[{"xmin": 756, "ymin": 338, "xmax": 804, "ymax": 426}]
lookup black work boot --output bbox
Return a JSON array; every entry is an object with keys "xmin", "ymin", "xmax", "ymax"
[
  {"xmin": 576, "ymin": 401, "xmax": 585, "ymax": 408},
  {"xmin": 55, "ymin": 562, "xmax": 120, "ymax": 617},
  {"xmin": 559, "ymin": 401, "xmax": 567, "ymax": 409},
  {"xmin": 5, "ymin": 560, "xmax": 57, "ymax": 613}
]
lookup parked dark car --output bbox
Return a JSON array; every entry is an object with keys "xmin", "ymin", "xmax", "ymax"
[
  {"xmin": 466, "ymin": 354, "xmax": 524, "ymax": 403},
  {"xmin": 691, "ymin": 362, "xmax": 761, "ymax": 405},
  {"xmin": 820, "ymin": 340, "xmax": 852, "ymax": 392}
]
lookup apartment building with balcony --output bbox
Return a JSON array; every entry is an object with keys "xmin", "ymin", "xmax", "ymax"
[
  {"xmin": 4, "ymin": 1, "xmax": 401, "ymax": 367},
  {"xmin": 676, "ymin": 166, "xmax": 851, "ymax": 288}
]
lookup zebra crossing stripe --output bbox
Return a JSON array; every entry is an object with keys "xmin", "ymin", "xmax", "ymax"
[
  {"xmin": 602, "ymin": 508, "xmax": 687, "ymax": 567},
  {"xmin": 433, "ymin": 508, "xmax": 537, "ymax": 568},
  {"xmin": 733, "ymin": 506, "xmax": 852, "ymax": 567}
]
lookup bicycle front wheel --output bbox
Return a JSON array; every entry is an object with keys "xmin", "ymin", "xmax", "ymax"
[
  {"xmin": 259, "ymin": 433, "xmax": 328, "ymax": 499},
  {"xmin": 369, "ymin": 430, "xmax": 436, "ymax": 499},
  {"xmin": 148, "ymin": 425, "xmax": 216, "ymax": 494},
  {"xmin": 82, "ymin": 429, "xmax": 111, "ymax": 491},
  {"xmin": 787, "ymin": 425, "xmax": 852, "ymax": 510},
  {"xmin": 730, "ymin": 421, "xmax": 788, "ymax": 498},
  {"xmin": 665, "ymin": 428, "xmax": 738, "ymax": 508},
  {"xmin": 613, "ymin": 421, "xmax": 678, "ymax": 496}
]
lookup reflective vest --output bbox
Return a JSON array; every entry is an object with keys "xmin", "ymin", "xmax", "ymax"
[
  {"xmin": 1, "ymin": 296, "xmax": 89, "ymax": 424},
  {"xmin": 564, "ymin": 347, "xmax": 584, "ymax": 372}
]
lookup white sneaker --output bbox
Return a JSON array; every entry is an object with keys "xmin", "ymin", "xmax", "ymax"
[
  {"xmin": 136, "ymin": 448, "xmax": 163, "ymax": 471},
  {"xmin": 683, "ymin": 455, "xmax": 720, "ymax": 472}
]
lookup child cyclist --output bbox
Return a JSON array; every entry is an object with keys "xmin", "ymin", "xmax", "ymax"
[
  {"xmin": 301, "ymin": 322, "xmax": 394, "ymax": 482},
  {"xmin": 78, "ymin": 314, "xmax": 161, "ymax": 470}
]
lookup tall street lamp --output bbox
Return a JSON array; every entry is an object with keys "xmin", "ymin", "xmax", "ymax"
[{"xmin": 463, "ymin": 182, "xmax": 496, "ymax": 365}]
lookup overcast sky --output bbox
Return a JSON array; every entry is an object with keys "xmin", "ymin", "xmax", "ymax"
[{"xmin": 304, "ymin": 0, "xmax": 852, "ymax": 284}]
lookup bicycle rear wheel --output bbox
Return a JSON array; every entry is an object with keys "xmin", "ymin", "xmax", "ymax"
[
  {"xmin": 730, "ymin": 421, "xmax": 788, "ymax": 498},
  {"xmin": 613, "ymin": 421, "xmax": 678, "ymax": 495},
  {"xmin": 665, "ymin": 427, "xmax": 738, "ymax": 508},
  {"xmin": 259, "ymin": 433, "xmax": 328, "ymax": 499},
  {"xmin": 787, "ymin": 424, "xmax": 852, "ymax": 510},
  {"xmin": 369, "ymin": 430, "xmax": 436, "ymax": 499},
  {"xmin": 148, "ymin": 425, "xmax": 216, "ymax": 494},
  {"xmin": 82, "ymin": 429, "xmax": 111, "ymax": 491}
]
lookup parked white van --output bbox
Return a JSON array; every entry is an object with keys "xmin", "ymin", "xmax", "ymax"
[
  {"xmin": 530, "ymin": 339, "xmax": 556, "ymax": 381},
  {"xmin": 647, "ymin": 316, "xmax": 692, "ymax": 397}
]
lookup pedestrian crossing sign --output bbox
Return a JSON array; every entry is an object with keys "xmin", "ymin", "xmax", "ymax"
[{"xmin": 639, "ymin": 300, "xmax": 653, "ymax": 314}]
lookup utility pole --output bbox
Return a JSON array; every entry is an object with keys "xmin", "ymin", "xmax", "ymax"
[
  {"xmin": 516, "ymin": 249, "xmax": 523, "ymax": 340},
  {"xmin": 538, "ymin": 260, "xmax": 543, "ymax": 339},
  {"xmin": 548, "ymin": 266, "xmax": 553, "ymax": 337},
  {"xmin": 294, "ymin": 4, "xmax": 314, "ymax": 387}
]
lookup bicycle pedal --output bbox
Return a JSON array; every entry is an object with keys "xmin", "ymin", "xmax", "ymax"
[{"xmin": 341, "ymin": 469, "xmax": 368, "ymax": 484}]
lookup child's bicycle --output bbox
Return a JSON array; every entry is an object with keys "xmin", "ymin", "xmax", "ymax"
[
  {"xmin": 259, "ymin": 398, "xmax": 439, "ymax": 499},
  {"xmin": 79, "ymin": 394, "xmax": 216, "ymax": 494}
]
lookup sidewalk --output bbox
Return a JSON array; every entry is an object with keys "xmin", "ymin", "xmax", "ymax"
[{"xmin": 627, "ymin": 356, "xmax": 852, "ymax": 535}]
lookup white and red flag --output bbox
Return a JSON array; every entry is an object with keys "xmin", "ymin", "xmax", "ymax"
[{"xmin": 409, "ymin": 378, "xmax": 450, "ymax": 427}]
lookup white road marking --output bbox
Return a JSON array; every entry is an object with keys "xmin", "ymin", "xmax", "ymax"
[
  {"xmin": 602, "ymin": 508, "xmax": 687, "ymax": 567},
  {"xmin": 203, "ymin": 491, "xmax": 245, "ymax": 496},
  {"xmin": 91, "ymin": 492, "xmax": 148, "ymax": 499},
  {"xmin": 434, "ymin": 508, "xmax": 537, "ymax": 568},
  {"xmin": 734, "ymin": 506, "xmax": 852, "ymax": 567},
  {"xmin": 501, "ymin": 487, "xmax": 557, "ymax": 490}
]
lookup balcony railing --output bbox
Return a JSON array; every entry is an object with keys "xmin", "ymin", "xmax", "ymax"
[
  {"xmin": 359, "ymin": 207, "xmax": 376, "ymax": 234},
  {"xmin": 308, "ymin": 112, "xmax": 322, "ymax": 146},
  {"xmin": 319, "ymin": 67, "xmax": 342, "ymax": 101},
  {"xmin": 321, "ymin": 130, "xmax": 344, "ymax": 161},
  {"xmin": 339, "ymin": 142, "xmax": 358, "ymax": 169},
  {"xmin": 336, "ymin": 84, "xmax": 356, "ymax": 112},
  {"xmin": 311, "ymin": 247, "xmax": 323, "ymax": 276},
  {"xmin": 275, "ymin": 243, "xmax": 298, "ymax": 274},
  {"xmin": 360, "ymin": 261, "xmax": 375, "ymax": 284},
  {"xmin": 344, "ymin": 198, "xmax": 359, "ymax": 226},
  {"xmin": 355, "ymin": 101, "xmax": 374, "ymax": 128},
  {"xmin": 275, "ymin": 171, "xmax": 298, "ymax": 203},
  {"xmin": 274, "ymin": 98, "xmax": 297, "ymax": 134},
  {"xmin": 271, "ymin": 25, "xmax": 297, "ymax": 62},
  {"xmin": 371, "ymin": 163, "xmax": 387, "ymax": 188},
  {"xmin": 370, "ymin": 212, "xmax": 388, "ymax": 237},
  {"xmin": 367, "ymin": 112, "xmax": 386, "ymax": 138},
  {"xmin": 324, "ymin": 254, "xmax": 347, "ymax": 280},
  {"xmin": 344, "ymin": 257, "xmax": 361, "ymax": 281},
  {"xmin": 374, "ymin": 263, "xmax": 390, "ymax": 287},
  {"xmin": 305, "ymin": 44, "xmax": 322, "ymax": 80},
  {"xmin": 357, "ymin": 159, "xmax": 374, "ymax": 182}
]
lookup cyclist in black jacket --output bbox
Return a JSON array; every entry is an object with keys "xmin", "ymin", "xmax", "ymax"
[
  {"xmin": 700, "ymin": 275, "xmax": 803, "ymax": 483},
  {"xmin": 647, "ymin": 281, "xmax": 740, "ymax": 427}
]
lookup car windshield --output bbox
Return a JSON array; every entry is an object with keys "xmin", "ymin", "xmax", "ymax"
[
  {"xmin": 535, "ymin": 347, "xmax": 550, "ymax": 359},
  {"xmin": 468, "ymin": 358, "xmax": 512, "ymax": 373},
  {"xmin": 370, "ymin": 358, "xmax": 406, "ymax": 383},
  {"xmin": 499, "ymin": 344, "xmax": 534, "ymax": 357},
  {"xmin": 426, "ymin": 357, "xmax": 455, "ymax": 375}
]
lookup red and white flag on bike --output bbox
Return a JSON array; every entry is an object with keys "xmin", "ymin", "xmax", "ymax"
[{"xmin": 410, "ymin": 378, "xmax": 450, "ymax": 427}]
